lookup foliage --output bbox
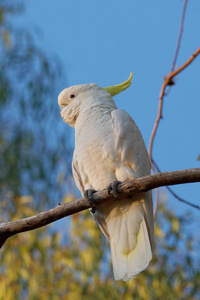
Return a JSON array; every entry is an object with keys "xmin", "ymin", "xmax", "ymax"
[
  {"xmin": 0, "ymin": 0, "xmax": 71, "ymax": 209},
  {"xmin": 0, "ymin": 197, "xmax": 199, "ymax": 300}
]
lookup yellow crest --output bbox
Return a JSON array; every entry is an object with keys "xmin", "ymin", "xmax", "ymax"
[{"xmin": 102, "ymin": 72, "xmax": 133, "ymax": 96}]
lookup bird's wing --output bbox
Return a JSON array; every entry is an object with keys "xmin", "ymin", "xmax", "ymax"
[
  {"xmin": 111, "ymin": 109, "xmax": 151, "ymax": 177},
  {"xmin": 111, "ymin": 108, "xmax": 153, "ymax": 239},
  {"xmin": 95, "ymin": 109, "xmax": 154, "ymax": 281},
  {"xmin": 73, "ymin": 153, "xmax": 111, "ymax": 240},
  {"xmin": 72, "ymin": 154, "xmax": 85, "ymax": 196}
]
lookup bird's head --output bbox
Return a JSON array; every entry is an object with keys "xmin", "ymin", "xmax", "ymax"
[{"xmin": 58, "ymin": 72, "xmax": 133, "ymax": 127}]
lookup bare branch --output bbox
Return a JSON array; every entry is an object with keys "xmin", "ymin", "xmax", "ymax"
[
  {"xmin": 171, "ymin": 0, "xmax": 188, "ymax": 72},
  {"xmin": 153, "ymin": 159, "xmax": 200, "ymax": 210},
  {"xmin": 148, "ymin": 0, "xmax": 200, "ymax": 216},
  {"xmin": 153, "ymin": 187, "xmax": 159, "ymax": 220},
  {"xmin": 148, "ymin": 47, "xmax": 200, "ymax": 161},
  {"xmin": 0, "ymin": 168, "xmax": 200, "ymax": 249},
  {"xmin": 148, "ymin": 0, "xmax": 200, "ymax": 161}
]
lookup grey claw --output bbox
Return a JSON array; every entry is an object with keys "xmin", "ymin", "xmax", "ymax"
[
  {"xmin": 107, "ymin": 181, "xmax": 122, "ymax": 199},
  {"xmin": 84, "ymin": 189, "xmax": 97, "ymax": 213}
]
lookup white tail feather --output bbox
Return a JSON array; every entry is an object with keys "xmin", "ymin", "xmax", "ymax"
[
  {"xmin": 94, "ymin": 193, "xmax": 153, "ymax": 281},
  {"xmin": 110, "ymin": 217, "xmax": 152, "ymax": 281}
]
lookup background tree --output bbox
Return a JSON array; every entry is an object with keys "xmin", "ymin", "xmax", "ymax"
[{"xmin": 0, "ymin": 1, "xmax": 71, "ymax": 211}]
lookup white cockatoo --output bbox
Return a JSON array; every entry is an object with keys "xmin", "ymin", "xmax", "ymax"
[{"xmin": 58, "ymin": 73, "xmax": 154, "ymax": 281}]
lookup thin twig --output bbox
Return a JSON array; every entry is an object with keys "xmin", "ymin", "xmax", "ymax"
[
  {"xmin": 170, "ymin": 47, "xmax": 200, "ymax": 78},
  {"xmin": 148, "ymin": 0, "xmax": 200, "ymax": 215},
  {"xmin": 149, "ymin": 47, "xmax": 200, "ymax": 215},
  {"xmin": 165, "ymin": 185, "xmax": 200, "ymax": 210},
  {"xmin": 0, "ymin": 168, "xmax": 200, "ymax": 249},
  {"xmin": 153, "ymin": 187, "xmax": 159, "ymax": 220},
  {"xmin": 148, "ymin": 47, "xmax": 200, "ymax": 161},
  {"xmin": 148, "ymin": 0, "xmax": 199, "ymax": 161},
  {"xmin": 152, "ymin": 159, "xmax": 200, "ymax": 210},
  {"xmin": 151, "ymin": 159, "xmax": 160, "ymax": 219},
  {"xmin": 171, "ymin": 0, "xmax": 188, "ymax": 72}
]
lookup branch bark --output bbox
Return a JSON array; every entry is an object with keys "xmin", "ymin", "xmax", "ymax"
[{"xmin": 0, "ymin": 168, "xmax": 200, "ymax": 249}]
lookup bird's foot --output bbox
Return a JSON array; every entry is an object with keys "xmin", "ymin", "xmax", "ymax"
[
  {"xmin": 84, "ymin": 189, "xmax": 97, "ymax": 213},
  {"xmin": 107, "ymin": 181, "xmax": 122, "ymax": 199}
]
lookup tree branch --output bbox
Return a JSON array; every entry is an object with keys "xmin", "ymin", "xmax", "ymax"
[
  {"xmin": 148, "ymin": 0, "xmax": 199, "ymax": 216},
  {"xmin": 148, "ymin": 47, "xmax": 200, "ymax": 215},
  {"xmin": 171, "ymin": 0, "xmax": 188, "ymax": 72},
  {"xmin": 152, "ymin": 159, "xmax": 200, "ymax": 210},
  {"xmin": 148, "ymin": 47, "xmax": 200, "ymax": 161},
  {"xmin": 0, "ymin": 168, "xmax": 200, "ymax": 249}
]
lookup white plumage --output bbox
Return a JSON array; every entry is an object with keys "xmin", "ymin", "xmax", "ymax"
[{"xmin": 58, "ymin": 78, "xmax": 154, "ymax": 281}]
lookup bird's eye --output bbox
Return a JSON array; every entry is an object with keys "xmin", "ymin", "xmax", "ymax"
[{"xmin": 70, "ymin": 94, "xmax": 75, "ymax": 98}]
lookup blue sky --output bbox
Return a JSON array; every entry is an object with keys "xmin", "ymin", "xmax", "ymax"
[{"xmin": 24, "ymin": 0, "xmax": 200, "ymax": 214}]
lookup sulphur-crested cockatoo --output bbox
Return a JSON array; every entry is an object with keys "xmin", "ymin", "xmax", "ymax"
[{"xmin": 58, "ymin": 73, "xmax": 154, "ymax": 281}]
